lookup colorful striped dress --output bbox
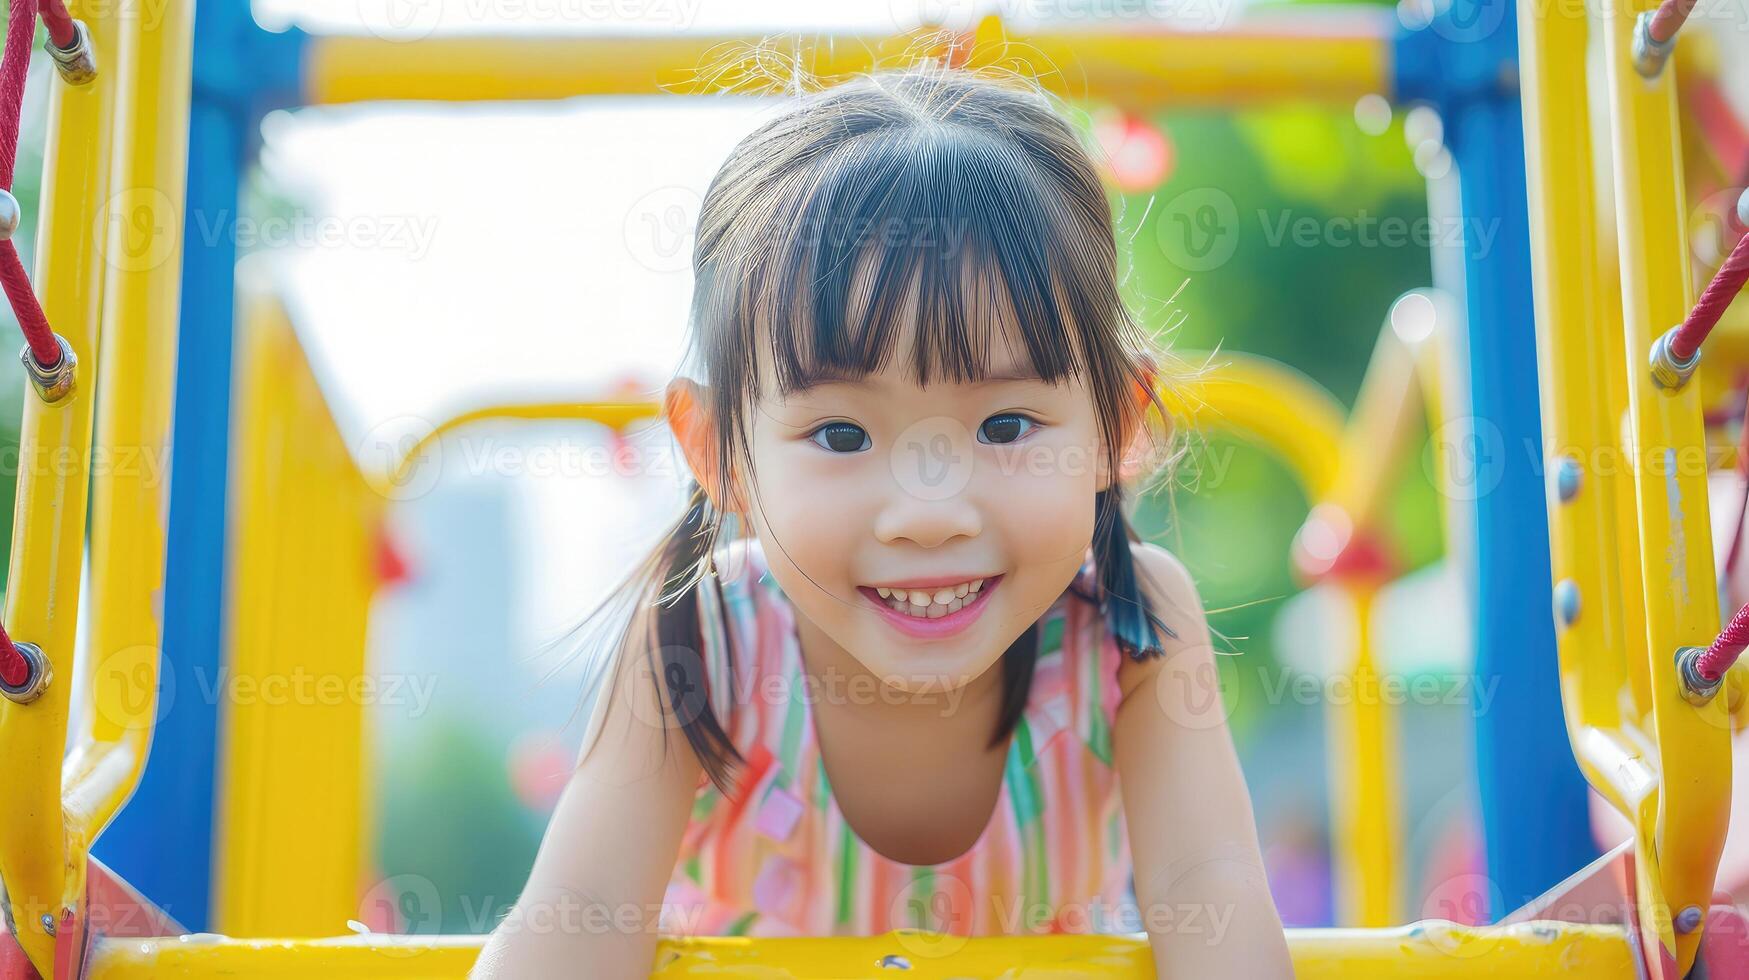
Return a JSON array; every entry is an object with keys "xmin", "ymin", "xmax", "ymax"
[{"xmin": 658, "ymin": 536, "xmax": 1136, "ymax": 938}]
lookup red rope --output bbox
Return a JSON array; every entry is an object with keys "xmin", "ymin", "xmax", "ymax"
[
  {"xmin": 0, "ymin": 0, "xmax": 57, "ymax": 367},
  {"xmin": 1697, "ymin": 601, "xmax": 1749, "ymax": 682},
  {"xmin": 38, "ymin": 0, "xmax": 73, "ymax": 51},
  {"xmin": 1669, "ymin": 232, "xmax": 1749, "ymax": 362},
  {"xmin": 0, "ymin": 622, "xmax": 24, "ymax": 688},
  {"xmin": 1647, "ymin": 0, "xmax": 1698, "ymax": 43},
  {"xmin": 0, "ymin": 0, "xmax": 61, "ymax": 692}
]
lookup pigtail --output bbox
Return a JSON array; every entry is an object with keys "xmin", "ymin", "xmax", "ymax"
[
  {"xmin": 1091, "ymin": 486, "xmax": 1178, "ymax": 661},
  {"xmin": 562, "ymin": 475, "xmax": 747, "ymax": 799},
  {"xmin": 652, "ymin": 482, "xmax": 746, "ymax": 795}
]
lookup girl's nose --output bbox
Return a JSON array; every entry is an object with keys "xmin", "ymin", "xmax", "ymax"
[{"xmin": 872, "ymin": 492, "xmax": 983, "ymax": 549}]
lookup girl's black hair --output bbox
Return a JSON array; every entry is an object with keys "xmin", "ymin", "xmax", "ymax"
[{"xmin": 564, "ymin": 61, "xmax": 1185, "ymax": 797}]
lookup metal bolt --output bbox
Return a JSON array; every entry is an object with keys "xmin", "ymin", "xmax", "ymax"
[
  {"xmin": 20, "ymin": 334, "xmax": 76, "ymax": 405},
  {"xmin": 0, "ymin": 641, "xmax": 52, "ymax": 704},
  {"xmin": 1632, "ymin": 10, "xmax": 1677, "ymax": 78},
  {"xmin": 1555, "ymin": 579, "xmax": 1581, "ymax": 626},
  {"xmin": 878, "ymin": 954, "xmax": 912, "ymax": 969},
  {"xmin": 1554, "ymin": 456, "xmax": 1582, "ymax": 502},
  {"xmin": 39, "ymin": 914, "xmax": 54, "ymax": 936},
  {"xmin": 1649, "ymin": 327, "xmax": 1701, "ymax": 391},
  {"xmin": 1676, "ymin": 646, "xmax": 1724, "ymax": 706},
  {"xmin": 43, "ymin": 19, "xmax": 96, "ymax": 86},
  {"xmin": 1676, "ymin": 904, "xmax": 1704, "ymax": 934},
  {"xmin": 1738, "ymin": 188, "xmax": 1749, "ymax": 230}
]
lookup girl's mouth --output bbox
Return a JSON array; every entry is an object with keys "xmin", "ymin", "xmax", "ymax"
[{"xmin": 855, "ymin": 575, "xmax": 1004, "ymax": 640}]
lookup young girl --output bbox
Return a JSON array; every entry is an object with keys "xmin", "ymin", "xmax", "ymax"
[{"xmin": 475, "ymin": 63, "xmax": 1292, "ymax": 978}]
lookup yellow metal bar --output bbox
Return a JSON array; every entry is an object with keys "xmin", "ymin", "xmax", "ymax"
[
  {"xmin": 1172, "ymin": 352, "xmax": 1347, "ymax": 499},
  {"xmin": 380, "ymin": 400, "xmax": 662, "ymax": 495},
  {"xmin": 83, "ymin": 922, "xmax": 1636, "ymax": 978},
  {"xmin": 304, "ymin": 11, "xmax": 1390, "ymax": 109},
  {"xmin": 0, "ymin": 2, "xmax": 124, "ymax": 971},
  {"xmin": 1518, "ymin": 0, "xmax": 1646, "ymax": 812},
  {"xmin": 1598, "ymin": 0, "xmax": 1731, "ymax": 972},
  {"xmin": 57, "ymin": 0, "xmax": 196, "ymax": 941},
  {"xmin": 213, "ymin": 287, "xmax": 383, "ymax": 936},
  {"xmin": 1327, "ymin": 583, "xmax": 1402, "ymax": 926},
  {"xmin": 1326, "ymin": 323, "xmax": 1428, "ymax": 538}
]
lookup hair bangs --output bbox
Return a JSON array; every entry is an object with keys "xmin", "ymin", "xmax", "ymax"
[{"xmin": 745, "ymin": 126, "xmax": 1102, "ymax": 402}]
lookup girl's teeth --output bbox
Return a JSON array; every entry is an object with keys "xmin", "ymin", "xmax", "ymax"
[{"xmin": 871, "ymin": 577, "xmax": 997, "ymax": 619}]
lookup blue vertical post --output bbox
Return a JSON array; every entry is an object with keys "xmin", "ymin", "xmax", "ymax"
[
  {"xmin": 1393, "ymin": 0, "xmax": 1598, "ymax": 919},
  {"xmin": 91, "ymin": 8, "xmax": 305, "ymax": 930}
]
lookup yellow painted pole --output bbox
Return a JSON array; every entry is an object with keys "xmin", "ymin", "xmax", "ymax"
[
  {"xmin": 1518, "ymin": 0, "xmax": 1644, "ymax": 811},
  {"xmin": 0, "ymin": 3, "xmax": 124, "ymax": 971},
  {"xmin": 1172, "ymin": 352, "xmax": 1346, "ymax": 499},
  {"xmin": 57, "ymin": 0, "xmax": 196, "ymax": 937},
  {"xmin": 303, "ymin": 12, "xmax": 1390, "ymax": 109},
  {"xmin": 80, "ymin": 922, "xmax": 1637, "ymax": 978},
  {"xmin": 1597, "ymin": 0, "xmax": 1731, "ymax": 973},
  {"xmin": 213, "ymin": 287, "xmax": 382, "ymax": 936},
  {"xmin": 1327, "ymin": 583, "xmax": 1402, "ymax": 926}
]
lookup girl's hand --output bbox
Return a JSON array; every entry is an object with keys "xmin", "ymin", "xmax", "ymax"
[
  {"xmin": 471, "ymin": 604, "xmax": 703, "ymax": 980},
  {"xmin": 1114, "ymin": 542, "xmax": 1296, "ymax": 978}
]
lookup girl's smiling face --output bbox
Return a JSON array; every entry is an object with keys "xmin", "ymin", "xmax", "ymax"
[{"xmin": 736, "ymin": 310, "xmax": 1113, "ymax": 695}]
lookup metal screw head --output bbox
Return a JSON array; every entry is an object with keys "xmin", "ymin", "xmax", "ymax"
[
  {"xmin": 878, "ymin": 954, "xmax": 912, "ymax": 969},
  {"xmin": 39, "ymin": 913, "xmax": 54, "ymax": 936},
  {"xmin": 1737, "ymin": 188, "xmax": 1749, "ymax": 230},
  {"xmin": 1554, "ymin": 579, "xmax": 1581, "ymax": 626},
  {"xmin": 1676, "ymin": 904, "xmax": 1704, "ymax": 934},
  {"xmin": 1554, "ymin": 455, "xmax": 1582, "ymax": 502}
]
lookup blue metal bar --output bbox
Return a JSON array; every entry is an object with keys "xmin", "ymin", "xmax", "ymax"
[
  {"xmin": 1393, "ymin": 0, "xmax": 1599, "ymax": 919},
  {"xmin": 92, "ymin": 6, "xmax": 305, "ymax": 931}
]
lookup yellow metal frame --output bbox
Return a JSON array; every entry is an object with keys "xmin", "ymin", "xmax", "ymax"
[
  {"xmin": 1520, "ymin": 0, "xmax": 1731, "ymax": 973},
  {"xmin": 305, "ymin": 12, "xmax": 1391, "ymax": 109},
  {"xmin": 0, "ymin": 0, "xmax": 1736, "ymax": 974},
  {"xmin": 0, "ymin": 1, "xmax": 194, "ymax": 974},
  {"xmin": 81, "ymin": 920, "xmax": 1636, "ymax": 978}
]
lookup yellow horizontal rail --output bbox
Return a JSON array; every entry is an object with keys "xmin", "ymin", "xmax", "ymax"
[
  {"xmin": 83, "ymin": 921, "xmax": 1635, "ymax": 978},
  {"xmin": 305, "ymin": 11, "xmax": 1391, "ymax": 108},
  {"xmin": 1172, "ymin": 351, "xmax": 1347, "ymax": 499}
]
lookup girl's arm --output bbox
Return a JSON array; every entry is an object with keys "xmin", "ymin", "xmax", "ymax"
[
  {"xmin": 1113, "ymin": 541, "xmax": 1295, "ymax": 978},
  {"xmin": 472, "ymin": 609, "xmax": 703, "ymax": 980}
]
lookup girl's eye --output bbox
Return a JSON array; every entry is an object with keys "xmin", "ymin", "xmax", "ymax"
[
  {"xmin": 979, "ymin": 413, "xmax": 1039, "ymax": 445},
  {"xmin": 809, "ymin": 422, "xmax": 871, "ymax": 454}
]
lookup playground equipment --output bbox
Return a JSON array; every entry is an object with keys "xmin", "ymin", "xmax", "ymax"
[{"xmin": 0, "ymin": 0, "xmax": 1747, "ymax": 975}]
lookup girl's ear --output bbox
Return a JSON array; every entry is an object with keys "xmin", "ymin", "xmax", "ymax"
[{"xmin": 665, "ymin": 378, "xmax": 746, "ymax": 516}]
